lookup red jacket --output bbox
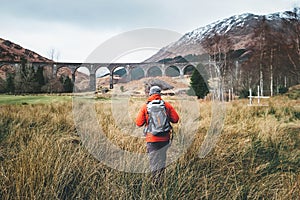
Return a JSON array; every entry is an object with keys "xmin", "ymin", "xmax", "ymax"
[{"xmin": 136, "ymin": 94, "xmax": 179, "ymax": 142}]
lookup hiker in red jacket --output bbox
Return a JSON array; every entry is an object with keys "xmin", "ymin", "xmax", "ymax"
[{"xmin": 136, "ymin": 85, "xmax": 179, "ymax": 186}]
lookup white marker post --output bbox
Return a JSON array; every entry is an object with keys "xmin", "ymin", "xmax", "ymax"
[
  {"xmin": 248, "ymin": 86, "xmax": 270, "ymax": 106},
  {"xmin": 249, "ymin": 88, "xmax": 252, "ymax": 105},
  {"xmin": 257, "ymin": 85, "xmax": 260, "ymax": 105}
]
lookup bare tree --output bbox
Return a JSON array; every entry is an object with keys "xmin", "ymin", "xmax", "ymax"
[
  {"xmin": 270, "ymin": 48, "xmax": 274, "ymax": 96},
  {"xmin": 47, "ymin": 48, "xmax": 60, "ymax": 62}
]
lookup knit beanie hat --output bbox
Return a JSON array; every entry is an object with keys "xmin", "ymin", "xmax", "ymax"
[{"xmin": 149, "ymin": 86, "xmax": 161, "ymax": 96}]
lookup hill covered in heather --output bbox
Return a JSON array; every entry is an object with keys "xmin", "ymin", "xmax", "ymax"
[{"xmin": 0, "ymin": 38, "xmax": 51, "ymax": 62}]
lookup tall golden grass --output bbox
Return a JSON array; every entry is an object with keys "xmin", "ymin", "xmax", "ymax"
[{"xmin": 0, "ymin": 96, "xmax": 299, "ymax": 199}]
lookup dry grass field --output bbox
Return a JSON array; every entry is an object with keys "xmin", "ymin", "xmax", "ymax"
[{"xmin": 0, "ymin": 94, "xmax": 299, "ymax": 199}]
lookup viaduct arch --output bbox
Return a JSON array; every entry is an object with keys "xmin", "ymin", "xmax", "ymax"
[{"xmin": 0, "ymin": 61, "xmax": 217, "ymax": 91}]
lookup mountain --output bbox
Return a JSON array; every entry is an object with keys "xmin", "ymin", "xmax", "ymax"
[
  {"xmin": 146, "ymin": 8, "xmax": 300, "ymax": 95},
  {"xmin": 147, "ymin": 9, "xmax": 300, "ymax": 62},
  {"xmin": 0, "ymin": 38, "xmax": 51, "ymax": 62}
]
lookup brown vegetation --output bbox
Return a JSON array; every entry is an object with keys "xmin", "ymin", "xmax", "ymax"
[{"xmin": 0, "ymin": 95, "xmax": 299, "ymax": 199}]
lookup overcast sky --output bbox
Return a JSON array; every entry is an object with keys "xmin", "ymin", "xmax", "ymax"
[{"xmin": 0, "ymin": 0, "xmax": 299, "ymax": 62}]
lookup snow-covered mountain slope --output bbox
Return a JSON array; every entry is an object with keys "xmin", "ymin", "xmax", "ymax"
[{"xmin": 146, "ymin": 8, "xmax": 300, "ymax": 62}]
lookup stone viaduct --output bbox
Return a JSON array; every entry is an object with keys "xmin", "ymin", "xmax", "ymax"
[{"xmin": 0, "ymin": 61, "xmax": 216, "ymax": 91}]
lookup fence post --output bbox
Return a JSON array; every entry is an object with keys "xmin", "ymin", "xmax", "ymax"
[
  {"xmin": 249, "ymin": 88, "xmax": 252, "ymax": 105},
  {"xmin": 257, "ymin": 85, "xmax": 260, "ymax": 104}
]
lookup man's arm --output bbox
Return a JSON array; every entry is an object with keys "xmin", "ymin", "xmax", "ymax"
[
  {"xmin": 165, "ymin": 102, "xmax": 179, "ymax": 123},
  {"xmin": 135, "ymin": 105, "xmax": 147, "ymax": 127}
]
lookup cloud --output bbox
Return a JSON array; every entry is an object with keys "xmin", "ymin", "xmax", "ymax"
[
  {"xmin": 1, "ymin": 0, "xmax": 298, "ymax": 62},
  {"xmin": 1, "ymin": 0, "xmax": 297, "ymax": 32},
  {"xmin": 1, "ymin": 0, "xmax": 166, "ymax": 29},
  {"xmin": 0, "ymin": 16, "xmax": 120, "ymax": 62}
]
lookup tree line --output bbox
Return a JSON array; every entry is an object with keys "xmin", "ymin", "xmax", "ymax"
[
  {"xmin": 199, "ymin": 8, "xmax": 300, "ymax": 97},
  {"xmin": 0, "ymin": 58, "xmax": 73, "ymax": 94}
]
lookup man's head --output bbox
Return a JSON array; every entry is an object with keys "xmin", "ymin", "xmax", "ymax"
[{"xmin": 149, "ymin": 85, "xmax": 161, "ymax": 96}]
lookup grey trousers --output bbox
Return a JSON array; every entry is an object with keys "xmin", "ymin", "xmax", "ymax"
[{"xmin": 146, "ymin": 141, "xmax": 170, "ymax": 185}]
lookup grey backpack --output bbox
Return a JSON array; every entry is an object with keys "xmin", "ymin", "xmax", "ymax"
[{"xmin": 145, "ymin": 100, "xmax": 172, "ymax": 135}]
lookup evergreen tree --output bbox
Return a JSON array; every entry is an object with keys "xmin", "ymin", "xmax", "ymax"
[
  {"xmin": 188, "ymin": 64, "xmax": 209, "ymax": 99},
  {"xmin": 6, "ymin": 73, "xmax": 15, "ymax": 94},
  {"xmin": 15, "ymin": 58, "xmax": 37, "ymax": 93},
  {"xmin": 59, "ymin": 75, "xmax": 73, "ymax": 93},
  {"xmin": 34, "ymin": 67, "xmax": 45, "ymax": 92},
  {"xmin": 63, "ymin": 76, "xmax": 73, "ymax": 92},
  {"xmin": 0, "ymin": 77, "xmax": 6, "ymax": 93}
]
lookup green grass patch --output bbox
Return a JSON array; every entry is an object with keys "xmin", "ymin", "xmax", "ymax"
[{"xmin": 0, "ymin": 94, "xmax": 72, "ymax": 105}]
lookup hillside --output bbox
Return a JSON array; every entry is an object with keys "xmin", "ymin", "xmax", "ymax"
[
  {"xmin": 0, "ymin": 38, "xmax": 51, "ymax": 62},
  {"xmin": 147, "ymin": 9, "xmax": 300, "ymax": 61},
  {"xmin": 1, "ymin": 9, "xmax": 300, "ymax": 95},
  {"xmin": 110, "ymin": 76, "xmax": 190, "ymax": 96},
  {"xmin": 146, "ymin": 9, "xmax": 300, "ymax": 95},
  {"xmin": 0, "ymin": 38, "xmax": 92, "ymax": 92}
]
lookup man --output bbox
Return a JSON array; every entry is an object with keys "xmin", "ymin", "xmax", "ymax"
[{"xmin": 135, "ymin": 85, "xmax": 179, "ymax": 186}]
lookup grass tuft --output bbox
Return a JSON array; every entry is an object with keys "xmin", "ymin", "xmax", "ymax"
[{"xmin": 0, "ymin": 95, "xmax": 299, "ymax": 199}]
